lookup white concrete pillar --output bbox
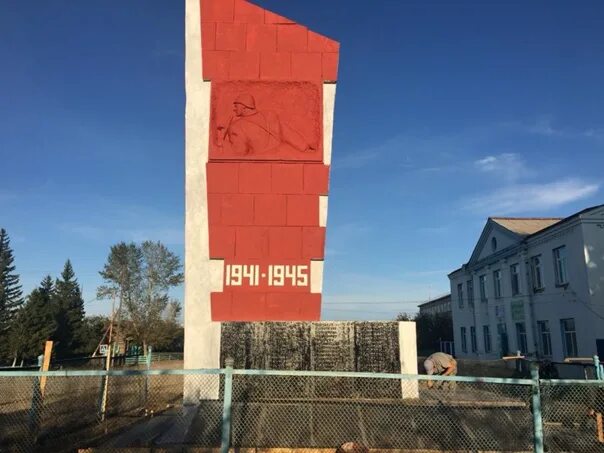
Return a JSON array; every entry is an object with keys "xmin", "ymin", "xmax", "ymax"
[{"xmin": 398, "ymin": 321, "xmax": 419, "ymax": 398}]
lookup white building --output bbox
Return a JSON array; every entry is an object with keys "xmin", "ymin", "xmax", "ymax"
[
  {"xmin": 449, "ymin": 204, "xmax": 604, "ymax": 362},
  {"xmin": 418, "ymin": 294, "xmax": 452, "ymax": 317}
]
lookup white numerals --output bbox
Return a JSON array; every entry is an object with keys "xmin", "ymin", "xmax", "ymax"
[
  {"xmin": 225, "ymin": 264, "xmax": 310, "ymax": 287},
  {"xmin": 296, "ymin": 265, "xmax": 308, "ymax": 286},
  {"xmin": 225, "ymin": 265, "xmax": 259, "ymax": 286},
  {"xmin": 268, "ymin": 265, "xmax": 308, "ymax": 287}
]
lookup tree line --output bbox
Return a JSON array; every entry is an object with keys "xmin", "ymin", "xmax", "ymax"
[
  {"xmin": 0, "ymin": 228, "xmax": 183, "ymax": 366},
  {"xmin": 396, "ymin": 310, "xmax": 454, "ymax": 356}
]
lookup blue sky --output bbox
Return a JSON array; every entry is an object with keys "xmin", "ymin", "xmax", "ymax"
[{"xmin": 1, "ymin": 0, "xmax": 603, "ymax": 320}]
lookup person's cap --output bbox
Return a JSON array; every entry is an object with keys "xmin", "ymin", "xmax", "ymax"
[
  {"xmin": 424, "ymin": 359, "xmax": 435, "ymax": 375},
  {"xmin": 234, "ymin": 93, "xmax": 256, "ymax": 109}
]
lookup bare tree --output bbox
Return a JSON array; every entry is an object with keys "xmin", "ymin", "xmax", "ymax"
[{"xmin": 98, "ymin": 241, "xmax": 183, "ymax": 352}]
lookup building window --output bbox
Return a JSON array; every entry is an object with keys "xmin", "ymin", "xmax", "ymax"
[
  {"xmin": 515, "ymin": 322, "xmax": 528, "ymax": 354},
  {"xmin": 561, "ymin": 318, "xmax": 578, "ymax": 358},
  {"xmin": 553, "ymin": 246, "xmax": 568, "ymax": 286},
  {"xmin": 483, "ymin": 325, "xmax": 492, "ymax": 353},
  {"xmin": 470, "ymin": 326, "xmax": 477, "ymax": 353},
  {"xmin": 467, "ymin": 280, "xmax": 474, "ymax": 307},
  {"xmin": 493, "ymin": 270, "xmax": 502, "ymax": 299},
  {"xmin": 457, "ymin": 283, "xmax": 464, "ymax": 309},
  {"xmin": 479, "ymin": 275, "xmax": 487, "ymax": 302},
  {"xmin": 510, "ymin": 263, "xmax": 520, "ymax": 296},
  {"xmin": 497, "ymin": 323, "xmax": 509, "ymax": 356},
  {"xmin": 461, "ymin": 327, "xmax": 467, "ymax": 353},
  {"xmin": 531, "ymin": 255, "xmax": 544, "ymax": 291},
  {"xmin": 537, "ymin": 321, "xmax": 552, "ymax": 357},
  {"xmin": 491, "ymin": 237, "xmax": 498, "ymax": 252}
]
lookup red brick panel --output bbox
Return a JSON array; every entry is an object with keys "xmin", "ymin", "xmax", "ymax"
[
  {"xmin": 230, "ymin": 292, "xmax": 268, "ymax": 320},
  {"xmin": 302, "ymin": 227, "xmax": 325, "ymax": 259},
  {"xmin": 259, "ymin": 52, "xmax": 291, "ymax": 80},
  {"xmin": 200, "ymin": 0, "xmax": 339, "ymax": 82},
  {"xmin": 266, "ymin": 293, "xmax": 304, "ymax": 320},
  {"xmin": 308, "ymin": 31, "xmax": 340, "ymax": 53},
  {"xmin": 303, "ymin": 164, "xmax": 329, "ymax": 194},
  {"xmin": 213, "ymin": 293, "xmax": 320, "ymax": 321},
  {"xmin": 286, "ymin": 195, "xmax": 319, "ymax": 226},
  {"xmin": 207, "ymin": 162, "xmax": 238, "ymax": 193},
  {"xmin": 235, "ymin": 227, "xmax": 269, "ymax": 258},
  {"xmin": 202, "ymin": 22, "xmax": 216, "ymax": 50},
  {"xmin": 229, "ymin": 51, "xmax": 260, "ymax": 79},
  {"xmin": 209, "ymin": 226, "xmax": 236, "ymax": 258},
  {"xmin": 266, "ymin": 293, "xmax": 321, "ymax": 320},
  {"xmin": 216, "ymin": 23, "xmax": 246, "ymax": 51},
  {"xmin": 201, "ymin": 0, "xmax": 235, "ymax": 23},
  {"xmin": 268, "ymin": 227, "xmax": 302, "ymax": 259},
  {"xmin": 207, "ymin": 193, "xmax": 221, "ymax": 225},
  {"xmin": 234, "ymin": 0, "xmax": 264, "ymax": 23},
  {"xmin": 202, "ymin": 50, "xmax": 229, "ymax": 80},
  {"xmin": 254, "ymin": 195, "xmax": 287, "ymax": 226},
  {"xmin": 277, "ymin": 25, "xmax": 308, "ymax": 52},
  {"xmin": 292, "ymin": 53, "xmax": 323, "ymax": 81},
  {"xmin": 210, "ymin": 292, "xmax": 233, "ymax": 320},
  {"xmin": 271, "ymin": 164, "xmax": 303, "ymax": 194},
  {"xmin": 265, "ymin": 10, "xmax": 295, "ymax": 25},
  {"xmin": 246, "ymin": 24, "xmax": 277, "ymax": 52},
  {"xmin": 322, "ymin": 52, "xmax": 339, "ymax": 81},
  {"xmin": 299, "ymin": 293, "xmax": 321, "ymax": 320},
  {"xmin": 239, "ymin": 163, "xmax": 271, "ymax": 193},
  {"xmin": 221, "ymin": 194, "xmax": 254, "ymax": 225}
]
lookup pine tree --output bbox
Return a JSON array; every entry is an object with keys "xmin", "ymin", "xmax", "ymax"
[
  {"xmin": 0, "ymin": 228, "xmax": 23, "ymax": 360},
  {"xmin": 53, "ymin": 260, "xmax": 86, "ymax": 357},
  {"xmin": 15, "ymin": 276, "xmax": 57, "ymax": 361}
]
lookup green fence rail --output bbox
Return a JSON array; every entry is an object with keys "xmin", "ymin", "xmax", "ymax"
[{"xmin": 1, "ymin": 359, "xmax": 604, "ymax": 452}]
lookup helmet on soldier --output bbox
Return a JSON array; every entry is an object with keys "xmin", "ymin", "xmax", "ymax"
[{"xmin": 233, "ymin": 93, "xmax": 256, "ymax": 109}]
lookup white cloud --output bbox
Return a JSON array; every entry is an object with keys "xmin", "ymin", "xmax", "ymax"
[
  {"xmin": 464, "ymin": 178, "xmax": 600, "ymax": 215},
  {"xmin": 474, "ymin": 153, "xmax": 530, "ymax": 182},
  {"xmin": 527, "ymin": 117, "xmax": 560, "ymax": 137},
  {"xmin": 521, "ymin": 117, "xmax": 604, "ymax": 142},
  {"xmin": 583, "ymin": 129, "xmax": 604, "ymax": 140}
]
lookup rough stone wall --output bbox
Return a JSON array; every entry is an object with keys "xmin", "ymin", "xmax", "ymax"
[
  {"xmin": 221, "ymin": 321, "xmax": 417, "ymax": 399},
  {"xmin": 221, "ymin": 322, "xmax": 401, "ymax": 373}
]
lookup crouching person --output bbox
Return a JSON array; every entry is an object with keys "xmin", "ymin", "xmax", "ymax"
[{"xmin": 424, "ymin": 352, "xmax": 457, "ymax": 390}]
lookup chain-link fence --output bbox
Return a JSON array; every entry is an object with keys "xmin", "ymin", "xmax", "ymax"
[
  {"xmin": 0, "ymin": 370, "xmax": 223, "ymax": 453},
  {"xmin": 1, "ymin": 367, "xmax": 604, "ymax": 452},
  {"xmin": 230, "ymin": 372, "xmax": 533, "ymax": 451},
  {"xmin": 541, "ymin": 380, "xmax": 604, "ymax": 452}
]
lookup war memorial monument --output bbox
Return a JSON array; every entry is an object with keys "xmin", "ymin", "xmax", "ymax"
[{"xmin": 183, "ymin": 0, "xmax": 418, "ymax": 402}]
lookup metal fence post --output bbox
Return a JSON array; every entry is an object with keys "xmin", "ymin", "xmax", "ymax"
[
  {"xmin": 594, "ymin": 355, "xmax": 602, "ymax": 380},
  {"xmin": 531, "ymin": 362, "xmax": 544, "ymax": 453},
  {"xmin": 221, "ymin": 358, "xmax": 234, "ymax": 453}
]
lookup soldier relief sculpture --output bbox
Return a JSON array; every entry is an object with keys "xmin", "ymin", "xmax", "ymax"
[
  {"xmin": 216, "ymin": 93, "xmax": 315, "ymax": 155},
  {"xmin": 210, "ymin": 81, "xmax": 322, "ymax": 161}
]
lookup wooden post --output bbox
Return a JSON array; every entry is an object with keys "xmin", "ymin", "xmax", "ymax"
[
  {"xmin": 589, "ymin": 409, "xmax": 604, "ymax": 443},
  {"xmin": 39, "ymin": 341, "xmax": 53, "ymax": 397},
  {"xmin": 100, "ymin": 346, "xmax": 112, "ymax": 421}
]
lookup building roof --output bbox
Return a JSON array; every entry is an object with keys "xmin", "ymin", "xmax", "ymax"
[
  {"xmin": 490, "ymin": 217, "xmax": 562, "ymax": 236},
  {"xmin": 418, "ymin": 293, "xmax": 451, "ymax": 308},
  {"xmin": 449, "ymin": 204, "xmax": 604, "ymax": 277}
]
